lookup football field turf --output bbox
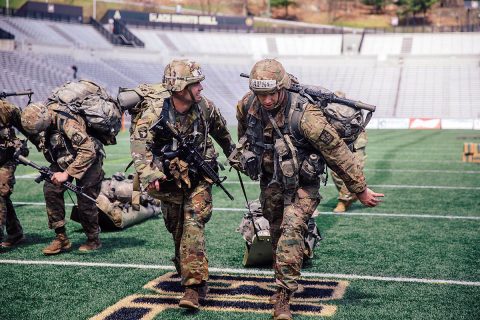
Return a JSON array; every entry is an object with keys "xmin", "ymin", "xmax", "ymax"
[{"xmin": 1, "ymin": 129, "xmax": 479, "ymax": 320}]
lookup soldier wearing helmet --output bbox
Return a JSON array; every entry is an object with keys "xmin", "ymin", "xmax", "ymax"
[
  {"xmin": 0, "ymin": 99, "xmax": 30, "ymax": 250},
  {"xmin": 233, "ymin": 59, "xmax": 383, "ymax": 320},
  {"xmin": 130, "ymin": 59, "xmax": 235, "ymax": 310},
  {"xmin": 21, "ymin": 92, "xmax": 106, "ymax": 255},
  {"xmin": 329, "ymin": 92, "xmax": 369, "ymax": 213}
]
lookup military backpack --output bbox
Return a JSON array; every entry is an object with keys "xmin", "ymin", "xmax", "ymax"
[{"xmin": 48, "ymin": 80, "xmax": 122, "ymax": 145}]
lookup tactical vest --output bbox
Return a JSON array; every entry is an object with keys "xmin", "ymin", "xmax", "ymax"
[
  {"xmin": 148, "ymin": 96, "xmax": 219, "ymax": 186},
  {"xmin": 243, "ymin": 91, "xmax": 325, "ymax": 189}
]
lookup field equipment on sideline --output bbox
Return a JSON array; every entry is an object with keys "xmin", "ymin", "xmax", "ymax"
[
  {"xmin": 1, "ymin": 90, "xmax": 34, "ymax": 103},
  {"xmin": 14, "ymin": 153, "xmax": 97, "ymax": 203},
  {"xmin": 150, "ymin": 116, "xmax": 234, "ymax": 200},
  {"xmin": 238, "ymin": 199, "xmax": 322, "ymax": 267}
]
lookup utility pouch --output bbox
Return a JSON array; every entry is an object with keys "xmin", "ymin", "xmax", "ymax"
[
  {"xmin": 240, "ymin": 150, "xmax": 259, "ymax": 180},
  {"xmin": 300, "ymin": 154, "xmax": 320, "ymax": 184},
  {"xmin": 274, "ymin": 138, "xmax": 289, "ymax": 157},
  {"xmin": 57, "ymin": 154, "xmax": 75, "ymax": 170},
  {"xmin": 280, "ymin": 159, "xmax": 298, "ymax": 190}
]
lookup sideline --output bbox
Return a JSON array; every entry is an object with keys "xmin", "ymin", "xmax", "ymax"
[{"xmin": 0, "ymin": 259, "xmax": 478, "ymax": 287}]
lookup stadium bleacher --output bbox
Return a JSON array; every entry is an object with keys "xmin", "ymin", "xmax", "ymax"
[
  {"xmin": 0, "ymin": 16, "xmax": 112, "ymax": 48},
  {"xmin": 1, "ymin": 15, "xmax": 479, "ymax": 123}
]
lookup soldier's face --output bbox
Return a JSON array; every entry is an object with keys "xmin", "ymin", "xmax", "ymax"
[
  {"xmin": 256, "ymin": 91, "xmax": 280, "ymax": 110},
  {"xmin": 187, "ymin": 82, "xmax": 203, "ymax": 103}
]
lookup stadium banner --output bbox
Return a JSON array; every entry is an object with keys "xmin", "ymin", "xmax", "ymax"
[
  {"xmin": 409, "ymin": 118, "xmax": 441, "ymax": 129},
  {"xmin": 100, "ymin": 10, "xmax": 253, "ymax": 31},
  {"xmin": 441, "ymin": 119, "xmax": 474, "ymax": 130},
  {"xmin": 377, "ymin": 118, "xmax": 410, "ymax": 129},
  {"xmin": 15, "ymin": 1, "xmax": 83, "ymax": 23}
]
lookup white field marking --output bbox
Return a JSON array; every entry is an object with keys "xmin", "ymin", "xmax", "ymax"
[
  {"xmin": 16, "ymin": 167, "xmax": 480, "ymax": 180},
  {"xmin": 367, "ymin": 158, "xmax": 461, "ymax": 164},
  {"xmin": 364, "ymin": 169, "xmax": 480, "ymax": 174},
  {"xmin": 222, "ymin": 181, "xmax": 480, "ymax": 190},
  {"xmin": 213, "ymin": 208, "xmax": 480, "ymax": 220},
  {"xmin": 0, "ymin": 259, "xmax": 478, "ymax": 287},
  {"xmin": 13, "ymin": 168, "xmax": 480, "ymax": 179},
  {"xmin": 12, "ymin": 202, "xmax": 479, "ymax": 220}
]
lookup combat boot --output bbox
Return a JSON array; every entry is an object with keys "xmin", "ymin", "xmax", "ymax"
[
  {"xmin": 198, "ymin": 281, "xmax": 209, "ymax": 301},
  {"xmin": 269, "ymin": 289, "xmax": 280, "ymax": 304},
  {"xmin": 179, "ymin": 286, "xmax": 200, "ymax": 310},
  {"xmin": 333, "ymin": 199, "xmax": 356, "ymax": 213},
  {"xmin": 78, "ymin": 238, "xmax": 102, "ymax": 252},
  {"xmin": 1, "ymin": 234, "xmax": 25, "ymax": 248},
  {"xmin": 273, "ymin": 288, "xmax": 292, "ymax": 320},
  {"xmin": 42, "ymin": 233, "xmax": 72, "ymax": 255}
]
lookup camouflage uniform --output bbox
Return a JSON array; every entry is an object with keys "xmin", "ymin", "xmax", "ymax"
[
  {"xmin": 331, "ymin": 131, "xmax": 368, "ymax": 204},
  {"xmin": 22, "ymin": 102, "xmax": 105, "ymax": 251},
  {"xmin": 130, "ymin": 60, "xmax": 234, "ymax": 289},
  {"xmin": 0, "ymin": 99, "xmax": 26, "ymax": 246},
  {"xmin": 235, "ymin": 60, "xmax": 367, "ymax": 296}
]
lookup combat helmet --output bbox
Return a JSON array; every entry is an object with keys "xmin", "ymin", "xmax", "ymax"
[
  {"xmin": 21, "ymin": 102, "xmax": 51, "ymax": 134},
  {"xmin": 163, "ymin": 59, "xmax": 205, "ymax": 92},
  {"xmin": 249, "ymin": 59, "xmax": 291, "ymax": 94}
]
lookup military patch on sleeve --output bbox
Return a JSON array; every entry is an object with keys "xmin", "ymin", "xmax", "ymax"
[
  {"xmin": 71, "ymin": 132, "xmax": 87, "ymax": 146},
  {"xmin": 319, "ymin": 130, "xmax": 334, "ymax": 145},
  {"xmin": 138, "ymin": 127, "xmax": 148, "ymax": 139}
]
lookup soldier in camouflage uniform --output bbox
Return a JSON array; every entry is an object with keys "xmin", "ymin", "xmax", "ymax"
[
  {"xmin": 130, "ymin": 59, "xmax": 234, "ymax": 310},
  {"xmin": 232, "ymin": 59, "xmax": 383, "ymax": 320},
  {"xmin": 332, "ymin": 130, "xmax": 368, "ymax": 213},
  {"xmin": 21, "ymin": 100, "xmax": 105, "ymax": 254},
  {"xmin": 0, "ymin": 99, "xmax": 28, "ymax": 250}
]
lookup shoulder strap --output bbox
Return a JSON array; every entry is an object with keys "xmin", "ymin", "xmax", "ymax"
[{"xmin": 287, "ymin": 93, "xmax": 309, "ymax": 146}]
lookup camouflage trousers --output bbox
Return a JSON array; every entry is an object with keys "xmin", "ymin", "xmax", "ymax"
[
  {"xmin": 152, "ymin": 180, "xmax": 212, "ymax": 287},
  {"xmin": 44, "ymin": 160, "xmax": 104, "ymax": 239},
  {"xmin": 0, "ymin": 161, "xmax": 23, "ymax": 241},
  {"xmin": 260, "ymin": 176, "xmax": 321, "ymax": 292},
  {"xmin": 331, "ymin": 147, "xmax": 367, "ymax": 201}
]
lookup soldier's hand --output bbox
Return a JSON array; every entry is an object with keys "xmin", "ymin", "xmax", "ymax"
[
  {"xmin": 356, "ymin": 188, "xmax": 384, "ymax": 207},
  {"xmin": 148, "ymin": 179, "xmax": 162, "ymax": 192},
  {"xmin": 51, "ymin": 171, "xmax": 70, "ymax": 186}
]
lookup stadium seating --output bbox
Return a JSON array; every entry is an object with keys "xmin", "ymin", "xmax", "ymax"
[
  {"xmin": 0, "ymin": 16, "xmax": 112, "ymax": 48},
  {"xmin": 361, "ymin": 32, "xmax": 480, "ymax": 55},
  {"xmin": 1, "ymin": 15, "xmax": 479, "ymax": 124}
]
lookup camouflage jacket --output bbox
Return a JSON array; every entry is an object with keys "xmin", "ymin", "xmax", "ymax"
[
  {"xmin": 131, "ymin": 95, "xmax": 234, "ymax": 187},
  {"xmin": 236, "ymin": 91, "xmax": 366, "ymax": 194},
  {"xmin": 0, "ymin": 99, "xmax": 27, "ymax": 144},
  {"xmin": 0, "ymin": 99, "xmax": 29, "ymax": 165},
  {"xmin": 41, "ymin": 103, "xmax": 102, "ymax": 180}
]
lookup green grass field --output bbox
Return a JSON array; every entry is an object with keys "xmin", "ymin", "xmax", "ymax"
[{"xmin": 1, "ymin": 129, "xmax": 479, "ymax": 320}]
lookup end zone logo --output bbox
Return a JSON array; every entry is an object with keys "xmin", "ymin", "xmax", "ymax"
[{"xmin": 92, "ymin": 272, "xmax": 349, "ymax": 319}]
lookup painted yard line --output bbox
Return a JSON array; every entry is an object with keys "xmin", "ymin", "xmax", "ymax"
[
  {"xmin": 14, "ymin": 168, "xmax": 480, "ymax": 180},
  {"xmin": 364, "ymin": 169, "xmax": 480, "ymax": 174},
  {"xmin": 222, "ymin": 181, "xmax": 480, "ymax": 190},
  {"xmin": 213, "ymin": 208, "xmax": 480, "ymax": 220},
  {"xmin": 12, "ymin": 202, "xmax": 478, "ymax": 220},
  {"xmin": 0, "ymin": 259, "xmax": 478, "ymax": 287},
  {"xmin": 367, "ymin": 159, "xmax": 462, "ymax": 164}
]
